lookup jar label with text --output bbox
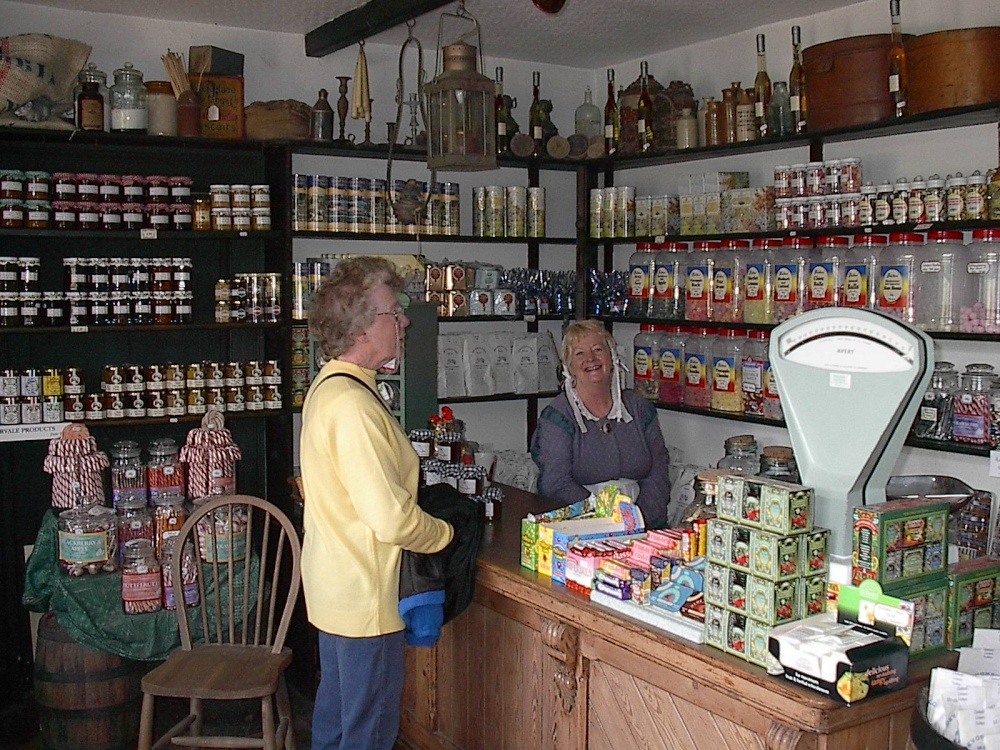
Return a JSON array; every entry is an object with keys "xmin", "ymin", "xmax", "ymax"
[
  {"xmin": 684, "ymin": 353, "xmax": 706, "ymax": 387},
  {"xmin": 713, "ymin": 357, "xmax": 736, "ymax": 393},
  {"xmin": 773, "ymin": 265, "xmax": 797, "ymax": 302},
  {"xmin": 659, "ymin": 348, "xmax": 681, "ymax": 384},
  {"xmin": 686, "ymin": 266, "xmax": 708, "ymax": 300},
  {"xmin": 878, "ymin": 266, "xmax": 908, "ymax": 308},
  {"xmin": 58, "ymin": 530, "xmax": 109, "ymax": 565},
  {"xmin": 634, "ymin": 346, "xmax": 654, "ymax": 381},
  {"xmin": 744, "ymin": 264, "xmax": 764, "ymax": 301},
  {"xmin": 841, "ymin": 265, "xmax": 869, "ymax": 307},
  {"xmin": 809, "ymin": 263, "xmax": 833, "ymax": 304},
  {"xmin": 712, "ymin": 268, "xmax": 732, "ymax": 304}
]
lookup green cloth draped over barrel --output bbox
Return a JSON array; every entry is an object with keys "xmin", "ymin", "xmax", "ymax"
[{"xmin": 23, "ymin": 510, "xmax": 260, "ymax": 662}]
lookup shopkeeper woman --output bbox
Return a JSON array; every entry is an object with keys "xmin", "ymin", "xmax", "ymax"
[{"xmin": 530, "ymin": 319, "xmax": 672, "ymax": 528}]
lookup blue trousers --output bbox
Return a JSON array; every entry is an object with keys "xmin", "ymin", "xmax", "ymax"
[{"xmin": 311, "ymin": 630, "xmax": 405, "ymax": 750}]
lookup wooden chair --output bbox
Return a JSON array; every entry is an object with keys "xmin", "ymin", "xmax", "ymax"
[{"xmin": 138, "ymin": 495, "xmax": 301, "ymax": 750}]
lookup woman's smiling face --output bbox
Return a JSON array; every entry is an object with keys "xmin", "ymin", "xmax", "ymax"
[{"xmin": 569, "ymin": 330, "xmax": 612, "ymax": 387}]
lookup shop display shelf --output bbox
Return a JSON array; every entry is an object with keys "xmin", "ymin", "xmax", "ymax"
[
  {"xmin": 0, "ymin": 322, "xmax": 284, "ymax": 335},
  {"xmin": 0, "ymin": 126, "xmax": 271, "ymax": 153},
  {"xmin": 654, "ymin": 402, "xmax": 784, "ymax": 427},
  {"xmin": 291, "ymin": 230, "xmax": 576, "ymax": 244},
  {"xmin": 904, "ymin": 437, "xmax": 990, "ymax": 458},
  {"xmin": 0, "ymin": 228, "xmax": 277, "ymax": 241},
  {"xmin": 439, "ymin": 390, "xmax": 561, "ymax": 405},
  {"xmin": 440, "ymin": 314, "xmax": 568, "ymax": 323}
]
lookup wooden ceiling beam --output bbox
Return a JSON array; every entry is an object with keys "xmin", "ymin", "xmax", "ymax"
[{"xmin": 305, "ymin": 0, "xmax": 453, "ymax": 57}]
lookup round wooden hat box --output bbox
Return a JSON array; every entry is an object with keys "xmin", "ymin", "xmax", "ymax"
[{"xmin": 908, "ymin": 27, "xmax": 1000, "ymax": 114}]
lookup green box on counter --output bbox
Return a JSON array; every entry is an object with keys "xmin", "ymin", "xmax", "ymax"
[
  {"xmin": 761, "ymin": 479, "xmax": 813, "ymax": 534},
  {"xmin": 852, "ymin": 498, "xmax": 949, "ymax": 587},
  {"xmin": 746, "ymin": 617, "xmax": 776, "ymax": 668},
  {"xmin": 705, "ymin": 561, "xmax": 728, "ymax": 608},
  {"xmin": 705, "ymin": 603, "xmax": 726, "ymax": 650},
  {"xmin": 947, "ymin": 556, "xmax": 1000, "ymax": 648},
  {"xmin": 748, "ymin": 575, "xmax": 799, "ymax": 625},
  {"xmin": 717, "ymin": 475, "xmax": 741, "ymax": 523},
  {"xmin": 799, "ymin": 573, "xmax": 829, "ymax": 618},
  {"xmin": 800, "ymin": 528, "xmax": 830, "ymax": 576},
  {"xmin": 751, "ymin": 528, "xmax": 800, "ymax": 582},
  {"xmin": 887, "ymin": 576, "xmax": 948, "ymax": 657},
  {"xmin": 707, "ymin": 518, "xmax": 734, "ymax": 566}
]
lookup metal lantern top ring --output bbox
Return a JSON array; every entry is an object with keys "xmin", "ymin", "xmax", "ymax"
[{"xmin": 424, "ymin": 1, "xmax": 497, "ymax": 171}]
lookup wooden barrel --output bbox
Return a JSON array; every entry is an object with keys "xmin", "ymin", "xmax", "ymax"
[
  {"xmin": 33, "ymin": 612, "xmax": 144, "ymax": 750},
  {"xmin": 909, "ymin": 27, "xmax": 1000, "ymax": 114}
]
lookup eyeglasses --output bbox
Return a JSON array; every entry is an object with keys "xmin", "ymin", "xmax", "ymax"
[{"xmin": 375, "ymin": 308, "xmax": 404, "ymax": 322}]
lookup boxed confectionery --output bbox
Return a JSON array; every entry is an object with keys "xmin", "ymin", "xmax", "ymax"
[
  {"xmin": 769, "ymin": 581, "xmax": 913, "ymax": 704},
  {"xmin": 649, "ymin": 195, "xmax": 680, "ymax": 236},
  {"xmin": 888, "ymin": 576, "xmax": 948, "ymax": 656},
  {"xmin": 540, "ymin": 509, "xmax": 645, "ymax": 581},
  {"xmin": 521, "ymin": 495, "xmax": 597, "ymax": 571},
  {"xmin": 720, "ymin": 187, "xmax": 776, "ymax": 234},
  {"xmin": 852, "ymin": 498, "xmax": 950, "ymax": 587},
  {"xmin": 947, "ymin": 556, "xmax": 1000, "ymax": 648},
  {"xmin": 718, "ymin": 473, "xmax": 814, "ymax": 534}
]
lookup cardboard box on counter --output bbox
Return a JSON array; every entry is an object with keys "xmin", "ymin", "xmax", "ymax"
[
  {"xmin": 189, "ymin": 45, "xmax": 245, "ymax": 76},
  {"xmin": 679, "ymin": 194, "xmax": 705, "ymax": 236},
  {"xmin": 188, "ymin": 74, "xmax": 245, "ymax": 139},
  {"xmin": 721, "ymin": 187, "xmax": 776, "ymax": 233}
]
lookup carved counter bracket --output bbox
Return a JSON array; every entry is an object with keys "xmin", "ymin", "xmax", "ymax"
[
  {"xmin": 766, "ymin": 719, "xmax": 809, "ymax": 750},
  {"xmin": 542, "ymin": 618, "xmax": 581, "ymax": 714}
]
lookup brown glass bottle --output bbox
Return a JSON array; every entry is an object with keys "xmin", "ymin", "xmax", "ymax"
[
  {"xmin": 637, "ymin": 61, "xmax": 654, "ymax": 152},
  {"xmin": 753, "ymin": 34, "xmax": 772, "ymax": 138},
  {"xmin": 789, "ymin": 26, "xmax": 808, "ymax": 133},
  {"xmin": 495, "ymin": 67, "xmax": 509, "ymax": 157},
  {"xmin": 604, "ymin": 68, "xmax": 619, "ymax": 156},
  {"xmin": 888, "ymin": 0, "xmax": 909, "ymax": 117},
  {"xmin": 528, "ymin": 71, "xmax": 544, "ymax": 157},
  {"xmin": 77, "ymin": 81, "xmax": 104, "ymax": 132}
]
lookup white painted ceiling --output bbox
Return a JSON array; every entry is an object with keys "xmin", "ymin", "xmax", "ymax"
[{"xmin": 11, "ymin": 0, "xmax": 868, "ymax": 67}]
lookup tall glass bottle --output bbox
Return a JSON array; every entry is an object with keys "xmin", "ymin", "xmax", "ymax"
[
  {"xmin": 604, "ymin": 68, "xmax": 619, "ymax": 156},
  {"xmin": 575, "ymin": 87, "xmax": 602, "ymax": 139},
  {"xmin": 789, "ymin": 26, "xmax": 808, "ymax": 134},
  {"xmin": 529, "ymin": 71, "xmax": 544, "ymax": 157},
  {"xmin": 495, "ymin": 67, "xmax": 509, "ymax": 157},
  {"xmin": 637, "ymin": 61, "xmax": 654, "ymax": 153},
  {"xmin": 754, "ymin": 34, "xmax": 772, "ymax": 139},
  {"xmin": 888, "ymin": 0, "xmax": 909, "ymax": 118},
  {"xmin": 767, "ymin": 81, "xmax": 792, "ymax": 137}
]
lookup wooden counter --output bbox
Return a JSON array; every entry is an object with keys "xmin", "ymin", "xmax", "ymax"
[{"xmin": 397, "ymin": 486, "xmax": 955, "ymax": 750}]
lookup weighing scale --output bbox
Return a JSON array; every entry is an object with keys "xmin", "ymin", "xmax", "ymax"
[{"xmin": 769, "ymin": 308, "xmax": 934, "ymax": 581}]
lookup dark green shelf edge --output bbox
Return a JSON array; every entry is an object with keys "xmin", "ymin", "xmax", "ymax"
[
  {"xmin": 655, "ymin": 402, "xmax": 992, "ymax": 457},
  {"xmin": 0, "ymin": 229, "xmax": 278, "ymax": 240},
  {"xmin": 291, "ymin": 231, "xmax": 576, "ymax": 244},
  {"xmin": 439, "ymin": 391, "xmax": 561, "ymax": 405},
  {"xmin": 75, "ymin": 408, "xmax": 291, "ymax": 429},
  {"xmin": 596, "ymin": 315, "xmax": 1000, "ymax": 342},
  {"xmin": 0, "ymin": 127, "xmax": 271, "ymax": 153},
  {"xmin": 590, "ymin": 219, "xmax": 1000, "ymax": 246},
  {"xmin": 605, "ymin": 103, "xmax": 1000, "ymax": 170},
  {"xmin": 0, "ymin": 322, "xmax": 285, "ymax": 335}
]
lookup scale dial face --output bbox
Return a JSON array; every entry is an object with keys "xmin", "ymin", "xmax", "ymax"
[{"xmin": 777, "ymin": 315, "xmax": 916, "ymax": 373}]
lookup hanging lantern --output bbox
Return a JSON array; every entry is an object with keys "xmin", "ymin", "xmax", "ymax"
[{"xmin": 425, "ymin": 2, "xmax": 497, "ymax": 171}]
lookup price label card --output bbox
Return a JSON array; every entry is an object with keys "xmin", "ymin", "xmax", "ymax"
[{"xmin": 140, "ymin": 228, "xmax": 157, "ymax": 240}]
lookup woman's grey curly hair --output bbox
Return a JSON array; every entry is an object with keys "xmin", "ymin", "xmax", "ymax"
[{"xmin": 308, "ymin": 256, "xmax": 404, "ymax": 360}]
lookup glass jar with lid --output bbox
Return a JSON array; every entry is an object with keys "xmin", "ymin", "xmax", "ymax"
[
  {"xmin": 161, "ymin": 537, "xmax": 200, "ymax": 610},
  {"xmin": 656, "ymin": 325, "xmax": 685, "ymax": 405},
  {"xmin": 717, "ymin": 434, "xmax": 759, "ymax": 475},
  {"xmin": 762, "ymin": 336, "xmax": 782, "ymax": 421},
  {"xmin": 954, "ymin": 363, "xmax": 995, "ymax": 446},
  {"xmin": 841, "ymin": 234, "xmax": 887, "ymax": 310},
  {"xmin": 144, "ymin": 81, "xmax": 177, "ymax": 136},
  {"xmin": 946, "ymin": 173, "xmax": 968, "ymax": 222},
  {"xmin": 713, "ymin": 239, "xmax": 746, "ymax": 323},
  {"xmin": 741, "ymin": 330, "xmax": 768, "ymax": 416},
  {"xmin": 772, "ymin": 237, "xmax": 813, "ymax": 323},
  {"xmin": 147, "ymin": 438, "xmax": 184, "ymax": 502},
  {"xmin": 924, "ymin": 175, "xmax": 946, "ymax": 222},
  {"xmin": 807, "ymin": 235, "xmax": 848, "ymax": 310},
  {"xmin": 710, "ymin": 329, "xmax": 744, "ymax": 414},
  {"xmin": 759, "ymin": 446, "xmax": 800, "ymax": 483},
  {"xmin": 121, "ymin": 538, "xmax": 162, "ymax": 615},
  {"xmin": 632, "ymin": 325, "xmax": 661, "ymax": 401},
  {"xmin": 683, "ymin": 327, "xmax": 713, "ymax": 408},
  {"xmin": 651, "ymin": 241, "xmax": 686, "ymax": 320},
  {"xmin": 627, "ymin": 243, "xmax": 656, "ymax": 319},
  {"xmin": 966, "ymin": 171, "xmax": 988, "ymax": 221},
  {"xmin": 110, "ymin": 439, "xmax": 146, "ymax": 508},
  {"xmin": 117, "ymin": 495, "xmax": 153, "ymax": 554},
  {"xmin": 912, "ymin": 361, "xmax": 959, "ymax": 441},
  {"xmin": 743, "ymin": 238, "xmax": 779, "ymax": 324},
  {"xmin": 73, "ymin": 63, "xmax": 111, "ymax": 131},
  {"xmin": 58, "ymin": 500, "xmax": 118, "ymax": 576},
  {"xmin": 876, "ymin": 232, "xmax": 925, "ymax": 324},
  {"xmin": 915, "ymin": 230, "xmax": 970, "ymax": 332},
  {"xmin": 963, "ymin": 228, "xmax": 1000, "ymax": 333},
  {"xmin": 109, "ymin": 62, "xmax": 148, "ymax": 133},
  {"xmin": 685, "ymin": 240, "xmax": 720, "ymax": 321}
]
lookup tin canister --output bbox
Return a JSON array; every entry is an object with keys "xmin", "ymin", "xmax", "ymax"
[
  {"xmin": 505, "ymin": 186, "xmax": 526, "ymax": 237},
  {"xmin": 0, "ymin": 397, "xmax": 19, "ymax": 424},
  {"xmin": 484, "ymin": 186, "xmax": 506, "ymax": 238},
  {"xmin": 527, "ymin": 187, "xmax": 546, "ymax": 238},
  {"xmin": 306, "ymin": 175, "xmax": 329, "ymax": 232},
  {"xmin": 371, "ymin": 178, "xmax": 388, "ymax": 234},
  {"xmin": 350, "ymin": 177, "xmax": 372, "ymax": 233},
  {"xmin": 291, "ymin": 174, "xmax": 308, "ymax": 231},
  {"xmin": 615, "ymin": 186, "xmax": 635, "ymax": 238},
  {"xmin": 328, "ymin": 177, "xmax": 351, "ymax": 232},
  {"xmin": 601, "ymin": 186, "xmax": 617, "ymax": 239},
  {"xmin": 471, "ymin": 186, "xmax": 487, "ymax": 237},
  {"xmin": 63, "ymin": 393, "xmax": 85, "ymax": 421},
  {"xmin": 441, "ymin": 182, "xmax": 460, "ymax": 235},
  {"xmin": 589, "ymin": 189, "xmax": 604, "ymax": 239},
  {"xmin": 0, "ymin": 369, "xmax": 19, "ymax": 397}
]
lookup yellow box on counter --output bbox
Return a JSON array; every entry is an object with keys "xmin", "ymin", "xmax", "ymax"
[
  {"xmin": 720, "ymin": 187, "xmax": 776, "ymax": 234},
  {"xmin": 189, "ymin": 74, "xmax": 245, "ymax": 139},
  {"xmin": 520, "ymin": 496, "xmax": 599, "ymax": 571},
  {"xmin": 537, "ymin": 516, "xmax": 643, "ymax": 578}
]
